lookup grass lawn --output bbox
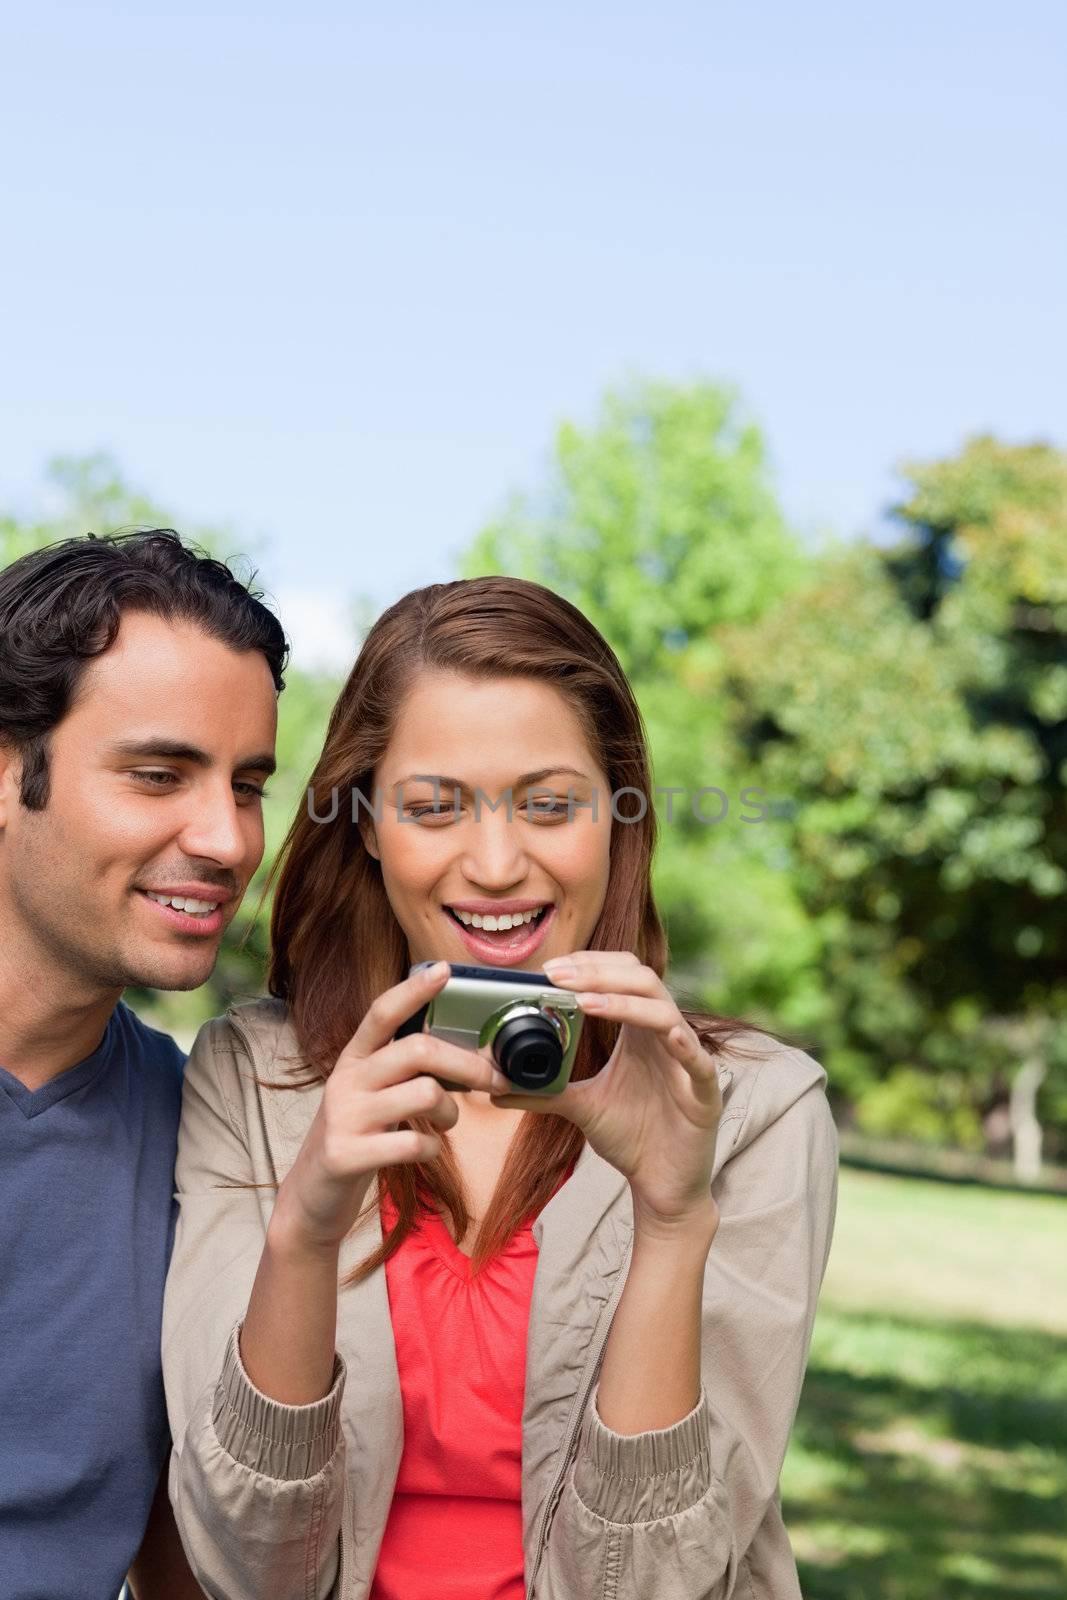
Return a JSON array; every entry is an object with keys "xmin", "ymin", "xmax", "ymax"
[{"xmin": 782, "ymin": 1167, "xmax": 1067, "ymax": 1599}]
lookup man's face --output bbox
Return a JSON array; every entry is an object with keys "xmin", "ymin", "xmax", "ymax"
[{"xmin": 0, "ymin": 610, "xmax": 278, "ymax": 992}]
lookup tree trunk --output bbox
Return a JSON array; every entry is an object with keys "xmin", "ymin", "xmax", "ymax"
[{"xmin": 1009, "ymin": 1057, "xmax": 1047, "ymax": 1185}]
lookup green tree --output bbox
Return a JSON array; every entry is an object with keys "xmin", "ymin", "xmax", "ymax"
[
  {"xmin": 461, "ymin": 377, "xmax": 822, "ymax": 1026},
  {"xmin": 464, "ymin": 378, "xmax": 806, "ymax": 682},
  {"xmin": 462, "ymin": 392, "xmax": 1067, "ymax": 1173},
  {"xmin": 0, "ymin": 451, "xmax": 257, "ymax": 567},
  {"xmin": 721, "ymin": 437, "xmax": 1067, "ymax": 1171}
]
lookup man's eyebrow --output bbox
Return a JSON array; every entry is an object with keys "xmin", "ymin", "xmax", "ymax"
[
  {"xmin": 392, "ymin": 766, "xmax": 590, "ymax": 793},
  {"xmin": 110, "ymin": 739, "xmax": 278, "ymax": 776}
]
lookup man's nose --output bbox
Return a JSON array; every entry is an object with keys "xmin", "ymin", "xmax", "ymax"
[{"xmin": 175, "ymin": 780, "xmax": 250, "ymax": 868}]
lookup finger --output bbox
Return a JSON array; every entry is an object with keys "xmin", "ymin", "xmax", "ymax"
[
  {"xmin": 351, "ymin": 1127, "xmax": 447, "ymax": 1169},
  {"xmin": 357, "ymin": 1032, "xmax": 499, "ymax": 1093},
  {"xmin": 342, "ymin": 962, "xmax": 451, "ymax": 1062},
  {"xmin": 665, "ymin": 1023, "xmax": 721, "ymax": 1092},
  {"xmin": 487, "ymin": 1081, "xmax": 580, "ymax": 1119},
  {"xmin": 548, "ymin": 959, "xmax": 664, "ymax": 998},
  {"xmin": 370, "ymin": 1075, "xmax": 462, "ymax": 1131},
  {"xmin": 573, "ymin": 992, "xmax": 680, "ymax": 1030},
  {"xmin": 545, "ymin": 950, "xmax": 642, "ymax": 973}
]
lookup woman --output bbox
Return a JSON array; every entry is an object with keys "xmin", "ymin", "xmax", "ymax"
[{"xmin": 161, "ymin": 576, "xmax": 838, "ymax": 1600}]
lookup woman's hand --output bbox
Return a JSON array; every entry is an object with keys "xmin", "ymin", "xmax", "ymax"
[
  {"xmin": 488, "ymin": 951, "xmax": 724, "ymax": 1234},
  {"xmin": 270, "ymin": 961, "xmax": 499, "ymax": 1255}
]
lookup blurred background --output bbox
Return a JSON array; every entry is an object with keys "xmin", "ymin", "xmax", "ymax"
[{"xmin": 3, "ymin": 3, "xmax": 1065, "ymax": 1595}]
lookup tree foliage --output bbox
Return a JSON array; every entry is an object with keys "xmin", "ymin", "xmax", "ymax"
[
  {"xmin": 463, "ymin": 378, "xmax": 824, "ymax": 1027},
  {"xmin": 463, "ymin": 400, "xmax": 1067, "ymax": 1171},
  {"xmin": 6, "ymin": 417, "xmax": 1065, "ymax": 1171},
  {"xmin": 719, "ymin": 436, "xmax": 1067, "ymax": 1159}
]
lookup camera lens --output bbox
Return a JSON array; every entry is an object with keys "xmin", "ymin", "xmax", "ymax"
[{"xmin": 494, "ymin": 1014, "xmax": 562, "ymax": 1089}]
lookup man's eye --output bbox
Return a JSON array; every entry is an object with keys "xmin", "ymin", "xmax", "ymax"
[{"xmin": 131, "ymin": 770, "xmax": 177, "ymax": 787}]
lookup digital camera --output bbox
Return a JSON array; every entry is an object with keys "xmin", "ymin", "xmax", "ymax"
[{"xmin": 395, "ymin": 962, "xmax": 584, "ymax": 1094}]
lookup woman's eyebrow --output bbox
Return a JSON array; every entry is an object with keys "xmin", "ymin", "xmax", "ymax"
[{"xmin": 392, "ymin": 766, "xmax": 590, "ymax": 793}]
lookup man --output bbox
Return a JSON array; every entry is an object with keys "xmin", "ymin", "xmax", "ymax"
[{"xmin": 0, "ymin": 530, "xmax": 286, "ymax": 1599}]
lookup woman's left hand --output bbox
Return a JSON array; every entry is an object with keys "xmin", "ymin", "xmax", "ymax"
[{"xmin": 487, "ymin": 951, "xmax": 723, "ymax": 1234}]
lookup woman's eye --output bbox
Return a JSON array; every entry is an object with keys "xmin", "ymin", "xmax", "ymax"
[
  {"xmin": 524, "ymin": 798, "xmax": 571, "ymax": 818},
  {"xmin": 407, "ymin": 804, "xmax": 459, "ymax": 821},
  {"xmin": 235, "ymin": 783, "xmax": 269, "ymax": 800}
]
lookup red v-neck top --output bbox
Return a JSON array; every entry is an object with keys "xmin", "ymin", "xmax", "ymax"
[{"xmin": 369, "ymin": 1153, "xmax": 580, "ymax": 1600}]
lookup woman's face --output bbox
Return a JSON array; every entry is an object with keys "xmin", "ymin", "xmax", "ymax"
[{"xmin": 363, "ymin": 670, "xmax": 613, "ymax": 970}]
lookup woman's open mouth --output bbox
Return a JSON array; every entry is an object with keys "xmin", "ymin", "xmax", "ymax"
[{"xmin": 441, "ymin": 903, "xmax": 555, "ymax": 966}]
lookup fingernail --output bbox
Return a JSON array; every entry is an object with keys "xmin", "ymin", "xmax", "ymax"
[
  {"xmin": 543, "ymin": 958, "xmax": 576, "ymax": 980},
  {"xmin": 429, "ymin": 961, "xmax": 450, "ymax": 977}
]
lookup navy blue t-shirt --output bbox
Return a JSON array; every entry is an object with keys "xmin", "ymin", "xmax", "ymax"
[{"xmin": 0, "ymin": 1000, "xmax": 185, "ymax": 1600}]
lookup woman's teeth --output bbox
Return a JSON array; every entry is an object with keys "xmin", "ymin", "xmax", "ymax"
[{"xmin": 449, "ymin": 907, "xmax": 546, "ymax": 931}]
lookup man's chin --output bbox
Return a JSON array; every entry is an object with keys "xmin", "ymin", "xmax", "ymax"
[{"xmin": 117, "ymin": 946, "xmax": 223, "ymax": 994}]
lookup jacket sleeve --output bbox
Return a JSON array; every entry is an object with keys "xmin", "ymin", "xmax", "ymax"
[
  {"xmin": 161, "ymin": 1017, "xmax": 348, "ymax": 1600},
  {"xmin": 535, "ymin": 1065, "xmax": 839, "ymax": 1600}
]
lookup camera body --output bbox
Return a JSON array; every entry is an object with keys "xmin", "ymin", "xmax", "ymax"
[{"xmin": 395, "ymin": 961, "xmax": 584, "ymax": 1094}]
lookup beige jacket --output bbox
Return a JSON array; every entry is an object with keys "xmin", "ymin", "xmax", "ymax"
[{"xmin": 162, "ymin": 998, "xmax": 838, "ymax": 1600}]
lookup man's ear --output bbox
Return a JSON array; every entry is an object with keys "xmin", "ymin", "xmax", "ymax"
[{"xmin": 0, "ymin": 742, "xmax": 19, "ymax": 829}]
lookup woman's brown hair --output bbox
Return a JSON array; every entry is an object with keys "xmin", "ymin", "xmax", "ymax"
[{"xmin": 259, "ymin": 575, "xmax": 776, "ymax": 1283}]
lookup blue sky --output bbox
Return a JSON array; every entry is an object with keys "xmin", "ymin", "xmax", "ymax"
[{"xmin": 2, "ymin": 1, "xmax": 1064, "ymax": 667}]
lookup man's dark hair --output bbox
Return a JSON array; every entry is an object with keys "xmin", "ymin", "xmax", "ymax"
[{"xmin": 0, "ymin": 528, "xmax": 289, "ymax": 810}]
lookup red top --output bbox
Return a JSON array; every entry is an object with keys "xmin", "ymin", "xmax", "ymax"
[{"xmin": 370, "ymin": 1154, "xmax": 579, "ymax": 1600}]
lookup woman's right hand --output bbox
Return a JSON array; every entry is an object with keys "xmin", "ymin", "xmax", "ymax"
[{"xmin": 269, "ymin": 961, "xmax": 499, "ymax": 1255}]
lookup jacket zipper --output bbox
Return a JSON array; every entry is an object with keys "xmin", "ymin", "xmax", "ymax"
[
  {"xmin": 530, "ymin": 1067, "xmax": 733, "ymax": 1587},
  {"xmin": 337, "ymin": 1498, "xmax": 350, "ymax": 1597},
  {"xmin": 528, "ymin": 1225, "xmax": 634, "ymax": 1593},
  {"xmin": 227, "ymin": 1011, "xmax": 634, "ymax": 1598},
  {"xmin": 225, "ymin": 1012, "xmax": 353, "ymax": 1597}
]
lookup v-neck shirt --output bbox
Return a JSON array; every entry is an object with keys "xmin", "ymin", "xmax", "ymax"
[
  {"xmin": 0, "ymin": 1000, "xmax": 185, "ymax": 1600},
  {"xmin": 371, "ymin": 1152, "xmax": 579, "ymax": 1600}
]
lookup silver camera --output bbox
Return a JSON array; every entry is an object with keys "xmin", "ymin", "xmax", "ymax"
[{"xmin": 395, "ymin": 962, "xmax": 584, "ymax": 1094}]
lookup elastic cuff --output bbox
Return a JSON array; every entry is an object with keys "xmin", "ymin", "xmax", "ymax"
[
  {"xmin": 212, "ymin": 1319, "xmax": 346, "ymax": 1481},
  {"xmin": 573, "ymin": 1381, "xmax": 713, "ymax": 1522}
]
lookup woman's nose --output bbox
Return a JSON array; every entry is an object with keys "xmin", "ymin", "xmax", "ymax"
[{"xmin": 459, "ymin": 810, "xmax": 528, "ymax": 886}]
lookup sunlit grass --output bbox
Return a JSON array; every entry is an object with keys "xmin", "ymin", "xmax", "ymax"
[
  {"xmin": 783, "ymin": 1168, "xmax": 1067, "ymax": 1599},
  {"xmin": 819, "ymin": 1167, "xmax": 1067, "ymax": 1334}
]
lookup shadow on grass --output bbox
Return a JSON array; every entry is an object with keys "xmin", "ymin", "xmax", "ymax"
[{"xmin": 782, "ymin": 1309, "xmax": 1067, "ymax": 1600}]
